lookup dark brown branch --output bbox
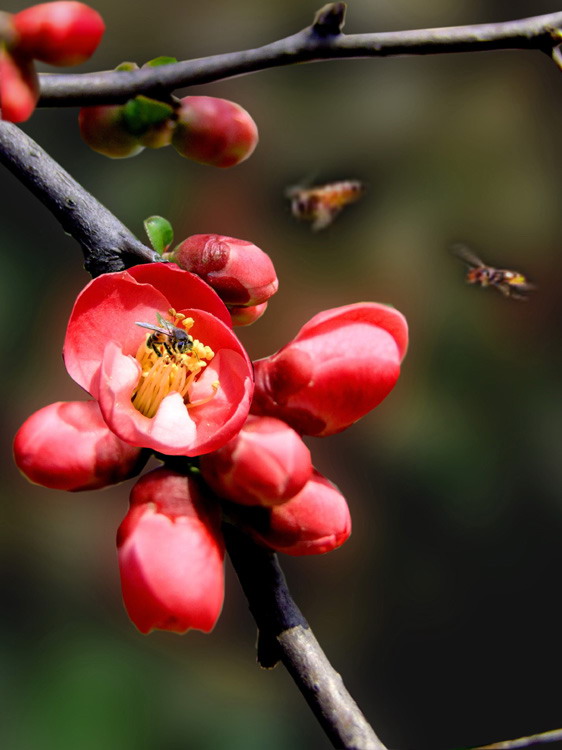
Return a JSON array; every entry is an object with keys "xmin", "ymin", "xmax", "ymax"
[
  {"xmin": 36, "ymin": 7, "xmax": 562, "ymax": 107},
  {"xmin": 470, "ymin": 728, "xmax": 562, "ymax": 749},
  {"xmin": 0, "ymin": 122, "xmax": 160, "ymax": 276},
  {"xmin": 223, "ymin": 524, "xmax": 388, "ymax": 750}
]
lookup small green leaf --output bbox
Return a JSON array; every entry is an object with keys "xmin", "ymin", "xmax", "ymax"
[
  {"xmin": 143, "ymin": 56, "xmax": 178, "ymax": 67},
  {"xmin": 114, "ymin": 61, "xmax": 139, "ymax": 72},
  {"xmin": 144, "ymin": 216, "xmax": 174, "ymax": 256},
  {"xmin": 122, "ymin": 96, "xmax": 174, "ymax": 136}
]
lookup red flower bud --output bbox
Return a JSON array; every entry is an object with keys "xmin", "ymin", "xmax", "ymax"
[
  {"xmin": 78, "ymin": 105, "xmax": 145, "ymax": 159},
  {"xmin": 0, "ymin": 47, "xmax": 38, "ymax": 123},
  {"xmin": 171, "ymin": 234, "xmax": 278, "ymax": 307},
  {"xmin": 117, "ymin": 468, "xmax": 225, "ymax": 634},
  {"xmin": 172, "ymin": 96, "xmax": 259, "ymax": 168},
  {"xmin": 200, "ymin": 415, "xmax": 312, "ymax": 507},
  {"xmin": 13, "ymin": 2, "xmax": 105, "ymax": 66},
  {"xmin": 251, "ymin": 303, "xmax": 408, "ymax": 436},
  {"xmin": 228, "ymin": 301, "xmax": 268, "ymax": 327},
  {"xmin": 239, "ymin": 470, "xmax": 351, "ymax": 555},
  {"xmin": 13, "ymin": 400, "xmax": 145, "ymax": 491}
]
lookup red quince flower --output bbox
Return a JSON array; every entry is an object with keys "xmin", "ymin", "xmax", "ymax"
[
  {"xmin": 117, "ymin": 468, "xmax": 224, "ymax": 634},
  {"xmin": 14, "ymin": 400, "xmax": 146, "ymax": 491},
  {"xmin": 63, "ymin": 263, "xmax": 254, "ymax": 456},
  {"xmin": 12, "ymin": 2, "xmax": 105, "ymax": 66},
  {"xmin": 251, "ymin": 302, "xmax": 408, "ymax": 436},
  {"xmin": 236, "ymin": 469, "xmax": 351, "ymax": 556},
  {"xmin": 200, "ymin": 415, "xmax": 312, "ymax": 507},
  {"xmin": 0, "ymin": 46, "xmax": 38, "ymax": 123}
]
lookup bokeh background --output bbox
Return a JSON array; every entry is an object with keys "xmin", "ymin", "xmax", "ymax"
[{"xmin": 2, "ymin": 1, "xmax": 562, "ymax": 748}]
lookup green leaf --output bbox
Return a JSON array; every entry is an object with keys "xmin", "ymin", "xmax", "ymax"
[
  {"xmin": 144, "ymin": 216, "xmax": 174, "ymax": 256},
  {"xmin": 143, "ymin": 56, "xmax": 178, "ymax": 67},
  {"xmin": 114, "ymin": 61, "xmax": 139, "ymax": 72},
  {"xmin": 122, "ymin": 96, "xmax": 174, "ymax": 136}
]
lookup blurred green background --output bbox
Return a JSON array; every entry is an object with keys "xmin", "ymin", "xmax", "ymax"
[{"xmin": 2, "ymin": 1, "xmax": 562, "ymax": 748}]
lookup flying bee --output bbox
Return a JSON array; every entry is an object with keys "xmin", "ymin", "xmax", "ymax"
[
  {"xmin": 451, "ymin": 244, "xmax": 536, "ymax": 300},
  {"xmin": 135, "ymin": 313, "xmax": 193, "ymax": 357},
  {"xmin": 286, "ymin": 180, "xmax": 366, "ymax": 231}
]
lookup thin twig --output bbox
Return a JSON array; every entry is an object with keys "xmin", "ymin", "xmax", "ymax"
[
  {"xmin": 223, "ymin": 524, "xmax": 388, "ymax": 750},
  {"xmin": 35, "ymin": 6, "xmax": 562, "ymax": 107},
  {"xmin": 0, "ymin": 122, "xmax": 160, "ymax": 276},
  {"xmin": 470, "ymin": 728, "xmax": 562, "ymax": 750}
]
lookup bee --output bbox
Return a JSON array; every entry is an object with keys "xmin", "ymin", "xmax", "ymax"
[
  {"xmin": 135, "ymin": 313, "xmax": 193, "ymax": 357},
  {"xmin": 286, "ymin": 180, "xmax": 366, "ymax": 231},
  {"xmin": 451, "ymin": 244, "xmax": 536, "ymax": 300}
]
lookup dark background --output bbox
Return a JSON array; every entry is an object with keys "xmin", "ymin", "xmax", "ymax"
[{"xmin": 2, "ymin": 1, "xmax": 562, "ymax": 748}]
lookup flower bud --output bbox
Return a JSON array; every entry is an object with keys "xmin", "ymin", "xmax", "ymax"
[
  {"xmin": 200, "ymin": 415, "xmax": 312, "ymax": 507},
  {"xmin": 13, "ymin": 400, "xmax": 145, "ymax": 491},
  {"xmin": 252, "ymin": 302, "xmax": 408, "ymax": 436},
  {"xmin": 172, "ymin": 96, "xmax": 259, "ymax": 168},
  {"xmin": 117, "ymin": 468, "xmax": 225, "ymax": 634},
  {"xmin": 228, "ymin": 302, "xmax": 268, "ymax": 327},
  {"xmin": 170, "ymin": 234, "xmax": 278, "ymax": 307},
  {"xmin": 13, "ymin": 2, "xmax": 105, "ymax": 66},
  {"xmin": 137, "ymin": 118, "xmax": 175, "ymax": 149},
  {"xmin": 78, "ymin": 105, "xmax": 145, "ymax": 158},
  {"xmin": 238, "ymin": 470, "xmax": 351, "ymax": 555},
  {"xmin": 0, "ymin": 47, "xmax": 39, "ymax": 123}
]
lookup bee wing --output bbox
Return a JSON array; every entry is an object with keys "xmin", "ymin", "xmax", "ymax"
[
  {"xmin": 450, "ymin": 243, "xmax": 485, "ymax": 268},
  {"xmin": 155, "ymin": 313, "xmax": 177, "ymax": 331},
  {"xmin": 509, "ymin": 281, "xmax": 537, "ymax": 296},
  {"xmin": 311, "ymin": 204, "xmax": 341, "ymax": 231},
  {"xmin": 135, "ymin": 321, "xmax": 169, "ymax": 335}
]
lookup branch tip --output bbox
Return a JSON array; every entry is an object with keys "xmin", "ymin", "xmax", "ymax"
[
  {"xmin": 311, "ymin": 3, "xmax": 346, "ymax": 37},
  {"xmin": 551, "ymin": 43, "xmax": 562, "ymax": 71}
]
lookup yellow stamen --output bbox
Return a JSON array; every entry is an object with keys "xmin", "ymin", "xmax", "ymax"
[{"xmin": 131, "ymin": 312, "xmax": 218, "ymax": 419}]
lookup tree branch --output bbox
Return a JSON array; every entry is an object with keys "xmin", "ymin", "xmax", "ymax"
[
  {"xmin": 470, "ymin": 728, "xmax": 562, "ymax": 749},
  {"xmin": 223, "ymin": 524, "xmax": 388, "ymax": 750},
  {"xmin": 35, "ymin": 6, "xmax": 562, "ymax": 107},
  {"xmin": 0, "ymin": 122, "xmax": 160, "ymax": 276}
]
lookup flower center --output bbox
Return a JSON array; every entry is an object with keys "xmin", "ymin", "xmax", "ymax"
[{"xmin": 132, "ymin": 309, "xmax": 217, "ymax": 419}]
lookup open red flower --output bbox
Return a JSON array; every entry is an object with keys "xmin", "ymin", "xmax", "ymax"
[
  {"xmin": 251, "ymin": 302, "xmax": 408, "ymax": 436},
  {"xmin": 117, "ymin": 468, "xmax": 224, "ymax": 634},
  {"xmin": 64, "ymin": 263, "xmax": 254, "ymax": 456}
]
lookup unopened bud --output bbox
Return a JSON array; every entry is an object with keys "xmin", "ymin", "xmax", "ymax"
[
  {"xmin": 200, "ymin": 415, "xmax": 312, "ymax": 507},
  {"xmin": 117, "ymin": 468, "xmax": 225, "ymax": 634},
  {"xmin": 227, "ymin": 302, "xmax": 268, "ymax": 327},
  {"xmin": 78, "ymin": 105, "xmax": 145, "ymax": 158},
  {"xmin": 14, "ymin": 400, "xmax": 145, "ymax": 491},
  {"xmin": 236, "ymin": 470, "xmax": 351, "ymax": 555},
  {"xmin": 13, "ymin": 2, "xmax": 105, "ymax": 66},
  {"xmin": 172, "ymin": 95, "xmax": 259, "ymax": 168},
  {"xmin": 170, "ymin": 234, "xmax": 278, "ymax": 307}
]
